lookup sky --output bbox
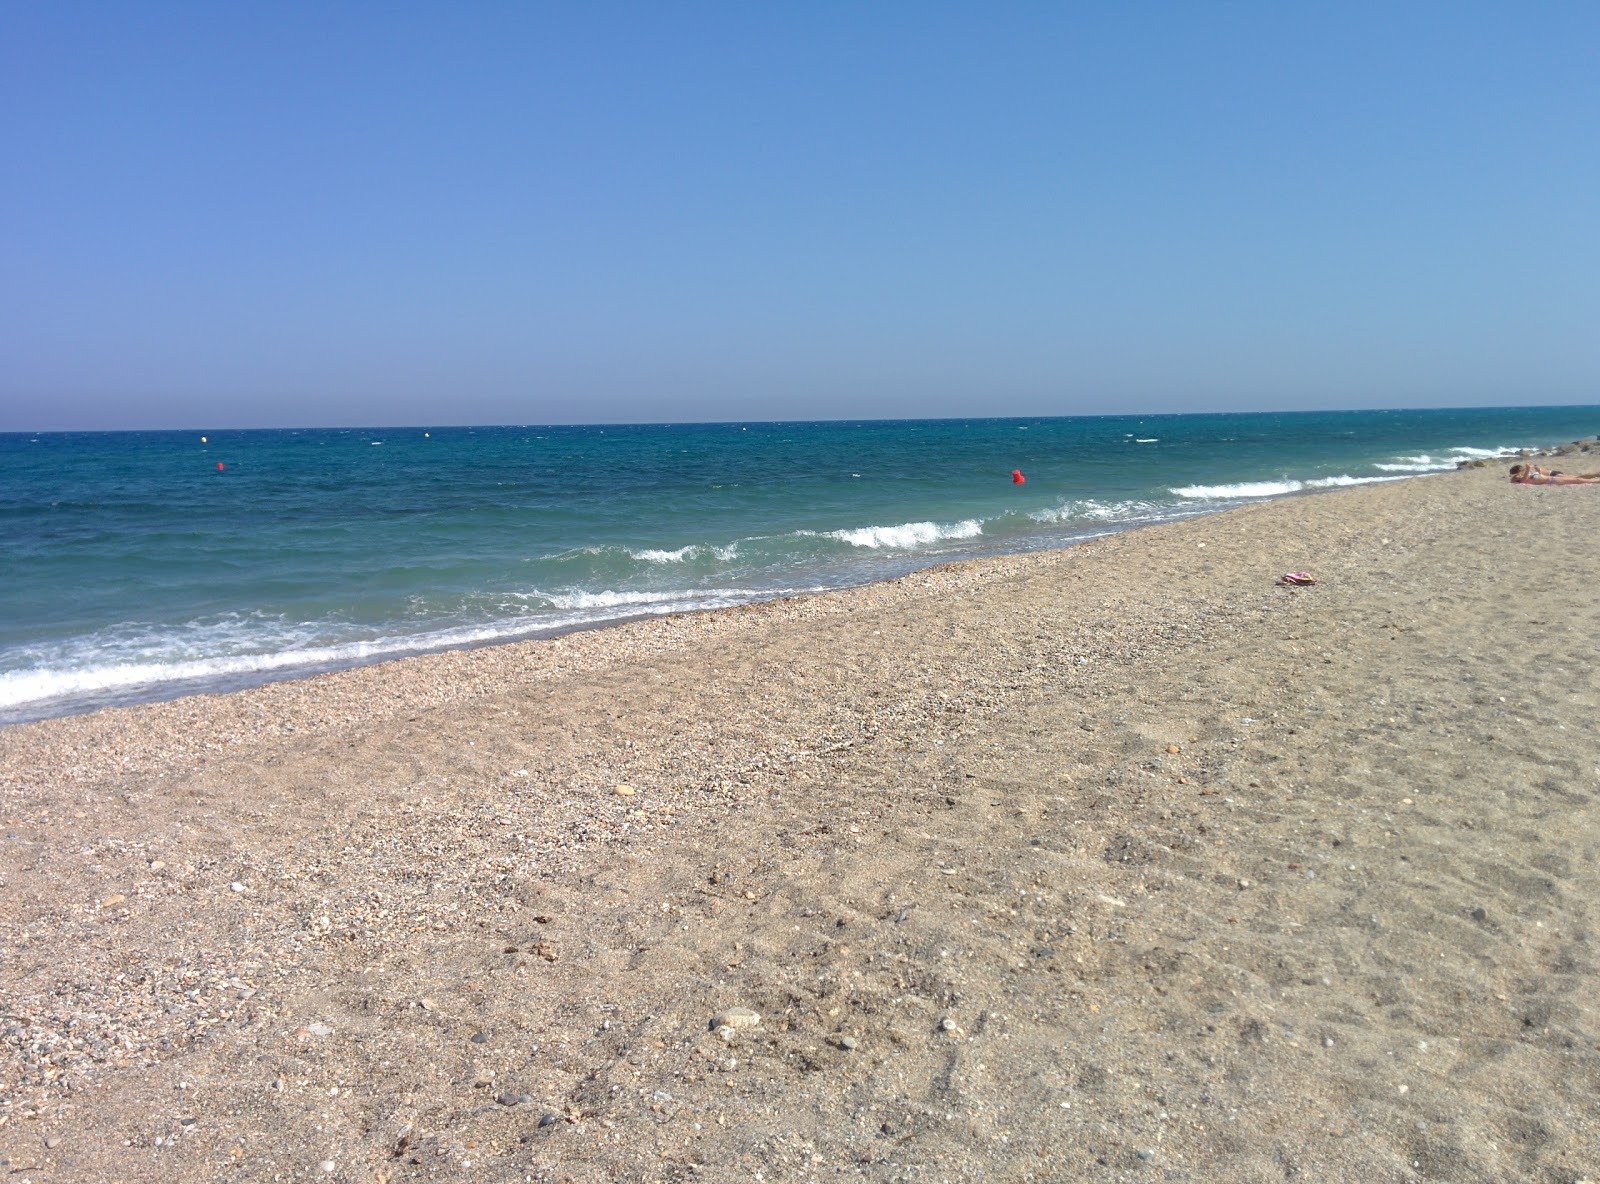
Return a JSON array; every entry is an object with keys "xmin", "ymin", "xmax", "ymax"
[{"xmin": 3, "ymin": 2, "xmax": 1598, "ymax": 430}]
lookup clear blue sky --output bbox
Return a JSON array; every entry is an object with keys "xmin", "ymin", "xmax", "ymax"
[{"xmin": 3, "ymin": 2, "xmax": 1597, "ymax": 429}]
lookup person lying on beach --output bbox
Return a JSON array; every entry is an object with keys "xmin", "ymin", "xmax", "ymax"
[{"xmin": 1508, "ymin": 463, "xmax": 1600, "ymax": 485}]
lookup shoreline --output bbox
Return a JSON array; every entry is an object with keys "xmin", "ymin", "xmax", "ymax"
[
  {"xmin": 3, "ymin": 462, "xmax": 1599, "ymax": 1182},
  {"xmin": 8, "ymin": 423, "xmax": 1594, "ymax": 730},
  {"xmin": 0, "ymin": 470, "xmax": 1488, "ymax": 734}
]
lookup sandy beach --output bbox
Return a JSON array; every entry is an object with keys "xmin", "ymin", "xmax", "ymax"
[{"xmin": 3, "ymin": 459, "xmax": 1598, "ymax": 1183}]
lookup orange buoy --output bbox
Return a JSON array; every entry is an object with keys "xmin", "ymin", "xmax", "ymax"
[
  {"xmin": 1011, "ymin": 469, "xmax": 1025, "ymax": 484},
  {"xmin": 216, "ymin": 462, "xmax": 224, "ymax": 471}
]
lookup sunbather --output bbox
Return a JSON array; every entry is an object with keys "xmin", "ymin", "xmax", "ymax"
[{"xmin": 1508, "ymin": 463, "xmax": 1600, "ymax": 485}]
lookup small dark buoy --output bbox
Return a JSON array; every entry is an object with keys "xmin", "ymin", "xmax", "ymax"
[{"xmin": 1011, "ymin": 469, "xmax": 1025, "ymax": 484}]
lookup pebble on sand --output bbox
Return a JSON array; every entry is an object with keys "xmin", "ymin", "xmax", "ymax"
[{"xmin": 710, "ymin": 1007, "xmax": 761, "ymax": 1031}]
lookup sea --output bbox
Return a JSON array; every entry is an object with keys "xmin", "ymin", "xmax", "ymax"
[{"xmin": 3, "ymin": 406, "xmax": 1595, "ymax": 725}]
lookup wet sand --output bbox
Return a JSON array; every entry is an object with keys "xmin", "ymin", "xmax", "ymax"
[{"xmin": 3, "ymin": 461, "xmax": 1598, "ymax": 1183}]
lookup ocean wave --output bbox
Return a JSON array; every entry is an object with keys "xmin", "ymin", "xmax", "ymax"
[
  {"xmin": 1304, "ymin": 474, "xmax": 1408, "ymax": 487},
  {"xmin": 0, "ymin": 626, "xmax": 514, "ymax": 711},
  {"xmin": 1171, "ymin": 480, "xmax": 1304, "ymax": 499},
  {"xmin": 1377, "ymin": 445, "xmax": 1518, "ymax": 473},
  {"xmin": 630, "ymin": 543, "xmax": 742, "ymax": 564},
  {"xmin": 631, "ymin": 546, "xmax": 696, "ymax": 563},
  {"xmin": 1174, "ymin": 474, "xmax": 1410, "ymax": 499},
  {"xmin": 542, "ymin": 587, "xmax": 748, "ymax": 611},
  {"xmin": 1449, "ymin": 445, "xmax": 1518, "ymax": 459},
  {"xmin": 1375, "ymin": 452, "xmax": 1471, "ymax": 472},
  {"xmin": 0, "ymin": 585, "xmax": 828, "ymax": 713},
  {"xmin": 1029, "ymin": 499, "xmax": 1168, "ymax": 524},
  {"xmin": 825, "ymin": 519, "xmax": 984, "ymax": 549}
]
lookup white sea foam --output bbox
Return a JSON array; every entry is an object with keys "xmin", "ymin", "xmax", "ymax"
[
  {"xmin": 1304, "ymin": 474, "xmax": 1407, "ymax": 488},
  {"xmin": 1174, "ymin": 474, "xmax": 1409, "ymax": 499},
  {"xmin": 1378, "ymin": 445, "xmax": 1520, "ymax": 472},
  {"xmin": 629, "ymin": 543, "xmax": 742, "ymax": 564},
  {"xmin": 1375, "ymin": 453, "xmax": 1460, "ymax": 472},
  {"xmin": 1029, "ymin": 499, "xmax": 1166, "ymax": 524},
  {"xmin": 1135, "ymin": 438, "xmax": 1159, "ymax": 443},
  {"xmin": 633, "ymin": 546, "xmax": 696, "ymax": 563},
  {"xmin": 1449, "ymin": 445, "xmax": 1517, "ymax": 458},
  {"xmin": 826, "ymin": 520, "xmax": 983, "ymax": 549},
  {"xmin": 0, "ymin": 629, "xmax": 507, "ymax": 711},
  {"xmin": 1171, "ymin": 480, "xmax": 1304, "ymax": 499},
  {"xmin": 0, "ymin": 585, "xmax": 829, "ymax": 713},
  {"xmin": 542, "ymin": 588, "xmax": 710, "ymax": 610}
]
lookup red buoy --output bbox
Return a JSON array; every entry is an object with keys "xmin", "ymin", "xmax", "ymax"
[
  {"xmin": 1011, "ymin": 469, "xmax": 1025, "ymax": 484},
  {"xmin": 216, "ymin": 462, "xmax": 225, "ymax": 471}
]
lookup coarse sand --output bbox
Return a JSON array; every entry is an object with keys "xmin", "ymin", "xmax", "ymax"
[{"xmin": 2, "ymin": 462, "xmax": 1598, "ymax": 1183}]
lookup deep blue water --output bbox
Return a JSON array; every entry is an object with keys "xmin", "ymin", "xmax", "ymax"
[{"xmin": 3, "ymin": 407, "xmax": 1595, "ymax": 723}]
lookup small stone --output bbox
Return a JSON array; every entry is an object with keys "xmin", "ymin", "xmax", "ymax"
[
  {"xmin": 319, "ymin": 1160, "xmax": 336, "ymax": 1174},
  {"xmin": 1137, "ymin": 1148, "xmax": 1155, "ymax": 1162},
  {"xmin": 44, "ymin": 1136, "xmax": 62, "ymax": 1149},
  {"xmin": 497, "ymin": 1093, "xmax": 519, "ymax": 1106},
  {"xmin": 614, "ymin": 784, "xmax": 635, "ymax": 797},
  {"xmin": 149, "ymin": 860, "xmax": 166, "ymax": 871},
  {"xmin": 1167, "ymin": 744, "xmax": 1181, "ymax": 754},
  {"xmin": 939, "ymin": 1017, "xmax": 957, "ymax": 1032},
  {"xmin": 838, "ymin": 1035, "xmax": 859, "ymax": 1050},
  {"xmin": 307, "ymin": 1022, "xmax": 333, "ymax": 1038},
  {"xmin": 538, "ymin": 1113, "xmax": 559, "ymax": 1128},
  {"xmin": 516, "ymin": 1093, "xmax": 534, "ymax": 1105},
  {"xmin": 710, "ymin": 1007, "xmax": 761, "ymax": 1031},
  {"xmin": 1237, "ymin": 879, "xmax": 1251, "ymax": 890},
  {"xmin": 230, "ymin": 882, "xmax": 245, "ymax": 893},
  {"xmin": 470, "ymin": 1031, "xmax": 488, "ymax": 1043},
  {"xmin": 1323, "ymin": 1036, "xmax": 1335, "ymax": 1048},
  {"xmin": 99, "ymin": 894, "xmax": 126, "ymax": 909},
  {"xmin": 1470, "ymin": 906, "xmax": 1488, "ymax": 922},
  {"xmin": 419, "ymin": 998, "xmax": 436, "ymax": 1011},
  {"xmin": 237, "ymin": 987, "xmax": 257, "ymax": 1000}
]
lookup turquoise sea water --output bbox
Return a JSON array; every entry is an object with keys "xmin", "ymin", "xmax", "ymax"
[{"xmin": 3, "ymin": 407, "xmax": 1595, "ymax": 723}]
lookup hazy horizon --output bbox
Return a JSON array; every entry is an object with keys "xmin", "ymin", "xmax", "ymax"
[{"xmin": 6, "ymin": 399, "xmax": 1600, "ymax": 437}]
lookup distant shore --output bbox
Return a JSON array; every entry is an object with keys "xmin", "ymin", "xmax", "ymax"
[{"xmin": 3, "ymin": 457, "xmax": 1599, "ymax": 1183}]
